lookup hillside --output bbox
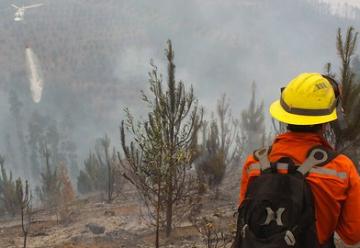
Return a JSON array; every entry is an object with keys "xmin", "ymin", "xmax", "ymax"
[{"xmin": 0, "ymin": 172, "xmax": 239, "ymax": 248}]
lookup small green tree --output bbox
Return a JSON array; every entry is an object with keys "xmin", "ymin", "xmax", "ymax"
[
  {"xmin": 324, "ymin": 27, "xmax": 360, "ymax": 165},
  {"xmin": 121, "ymin": 40, "xmax": 202, "ymax": 244},
  {"xmin": 120, "ymin": 109, "xmax": 165, "ymax": 247}
]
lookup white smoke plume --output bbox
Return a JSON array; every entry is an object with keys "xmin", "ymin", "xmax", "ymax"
[{"xmin": 25, "ymin": 47, "xmax": 44, "ymax": 103}]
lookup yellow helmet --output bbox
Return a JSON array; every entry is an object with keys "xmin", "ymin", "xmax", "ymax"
[{"xmin": 270, "ymin": 73, "xmax": 338, "ymax": 125}]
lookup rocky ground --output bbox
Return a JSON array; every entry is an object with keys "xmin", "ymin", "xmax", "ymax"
[
  {"xmin": 0, "ymin": 169, "xmax": 241, "ymax": 248},
  {"xmin": 0, "ymin": 168, "xmax": 350, "ymax": 248}
]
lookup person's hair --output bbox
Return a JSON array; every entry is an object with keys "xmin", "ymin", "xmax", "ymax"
[{"xmin": 287, "ymin": 124, "xmax": 323, "ymax": 133}]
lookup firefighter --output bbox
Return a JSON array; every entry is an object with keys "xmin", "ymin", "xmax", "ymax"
[{"xmin": 236, "ymin": 73, "xmax": 360, "ymax": 247}]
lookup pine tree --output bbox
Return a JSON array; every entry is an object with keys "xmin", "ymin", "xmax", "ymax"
[
  {"xmin": 197, "ymin": 120, "xmax": 225, "ymax": 193},
  {"xmin": 77, "ymin": 170, "xmax": 93, "ymax": 194},
  {"xmin": 96, "ymin": 135, "xmax": 116, "ymax": 202},
  {"xmin": 120, "ymin": 107, "xmax": 165, "ymax": 247},
  {"xmin": 241, "ymin": 82, "xmax": 265, "ymax": 154},
  {"xmin": 121, "ymin": 40, "xmax": 202, "ymax": 243},
  {"xmin": 195, "ymin": 94, "xmax": 238, "ymax": 197},
  {"xmin": 37, "ymin": 147, "xmax": 62, "ymax": 209},
  {"xmin": 58, "ymin": 162, "xmax": 75, "ymax": 204},
  {"xmin": 330, "ymin": 27, "xmax": 360, "ymax": 164},
  {"xmin": 0, "ymin": 155, "xmax": 19, "ymax": 216},
  {"xmin": 77, "ymin": 151, "xmax": 107, "ymax": 194},
  {"xmin": 61, "ymin": 140, "xmax": 79, "ymax": 181},
  {"xmin": 27, "ymin": 112, "xmax": 62, "ymax": 179},
  {"xmin": 215, "ymin": 94, "xmax": 238, "ymax": 165},
  {"xmin": 56, "ymin": 162, "xmax": 76, "ymax": 224}
]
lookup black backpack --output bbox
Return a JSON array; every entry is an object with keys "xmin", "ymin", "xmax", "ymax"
[{"xmin": 232, "ymin": 146, "xmax": 336, "ymax": 248}]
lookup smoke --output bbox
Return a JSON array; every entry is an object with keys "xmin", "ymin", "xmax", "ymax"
[
  {"xmin": 25, "ymin": 47, "xmax": 44, "ymax": 103},
  {"xmin": 0, "ymin": 0, "xmax": 358, "ymax": 178}
]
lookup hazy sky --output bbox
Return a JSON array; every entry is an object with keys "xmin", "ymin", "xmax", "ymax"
[
  {"xmin": 325, "ymin": 0, "xmax": 360, "ymax": 8},
  {"xmin": 0, "ymin": 0, "xmax": 360, "ymax": 176},
  {"xmin": 321, "ymin": 0, "xmax": 360, "ymax": 17}
]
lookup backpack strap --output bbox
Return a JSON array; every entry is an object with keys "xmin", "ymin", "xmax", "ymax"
[
  {"xmin": 253, "ymin": 147, "xmax": 271, "ymax": 171},
  {"xmin": 297, "ymin": 146, "xmax": 336, "ymax": 176},
  {"xmin": 254, "ymin": 145, "xmax": 337, "ymax": 175}
]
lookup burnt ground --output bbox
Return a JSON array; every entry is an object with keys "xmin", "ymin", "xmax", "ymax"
[
  {"xmin": 0, "ymin": 168, "xmax": 348, "ymax": 248},
  {"xmin": 0, "ymin": 169, "xmax": 241, "ymax": 248}
]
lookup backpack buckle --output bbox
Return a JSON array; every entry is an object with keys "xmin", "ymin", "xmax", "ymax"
[
  {"xmin": 241, "ymin": 224, "xmax": 248, "ymax": 238},
  {"xmin": 284, "ymin": 230, "xmax": 296, "ymax": 246},
  {"xmin": 297, "ymin": 148, "xmax": 328, "ymax": 175},
  {"xmin": 254, "ymin": 147, "xmax": 271, "ymax": 172}
]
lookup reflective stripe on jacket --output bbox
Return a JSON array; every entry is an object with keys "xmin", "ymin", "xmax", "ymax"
[{"xmin": 238, "ymin": 132, "xmax": 360, "ymax": 246}]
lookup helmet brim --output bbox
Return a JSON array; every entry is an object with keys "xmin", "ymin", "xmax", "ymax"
[{"xmin": 269, "ymin": 100, "xmax": 337, "ymax": 125}]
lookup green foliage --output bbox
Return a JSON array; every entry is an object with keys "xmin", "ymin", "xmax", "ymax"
[
  {"xmin": 0, "ymin": 155, "xmax": 20, "ymax": 216},
  {"xmin": 121, "ymin": 40, "xmax": 202, "ymax": 240},
  {"xmin": 328, "ymin": 27, "xmax": 360, "ymax": 163},
  {"xmin": 77, "ymin": 151, "xmax": 106, "ymax": 194}
]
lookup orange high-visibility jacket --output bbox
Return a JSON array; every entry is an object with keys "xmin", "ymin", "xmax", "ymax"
[{"xmin": 239, "ymin": 132, "xmax": 360, "ymax": 246}]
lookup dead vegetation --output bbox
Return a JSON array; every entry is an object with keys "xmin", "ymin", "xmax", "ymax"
[{"xmin": 0, "ymin": 176, "xmax": 239, "ymax": 248}]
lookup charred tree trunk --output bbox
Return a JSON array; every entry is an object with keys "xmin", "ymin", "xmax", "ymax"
[
  {"xmin": 165, "ymin": 173, "xmax": 173, "ymax": 237},
  {"xmin": 21, "ymin": 210, "xmax": 28, "ymax": 248},
  {"xmin": 155, "ymin": 176, "xmax": 161, "ymax": 248}
]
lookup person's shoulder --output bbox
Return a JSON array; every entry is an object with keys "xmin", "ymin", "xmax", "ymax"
[
  {"xmin": 243, "ymin": 147, "xmax": 268, "ymax": 169},
  {"xmin": 314, "ymin": 145, "xmax": 355, "ymax": 170},
  {"xmin": 243, "ymin": 154, "xmax": 257, "ymax": 169},
  {"xmin": 332, "ymin": 153, "xmax": 358, "ymax": 174},
  {"xmin": 245, "ymin": 154, "xmax": 257, "ymax": 163}
]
